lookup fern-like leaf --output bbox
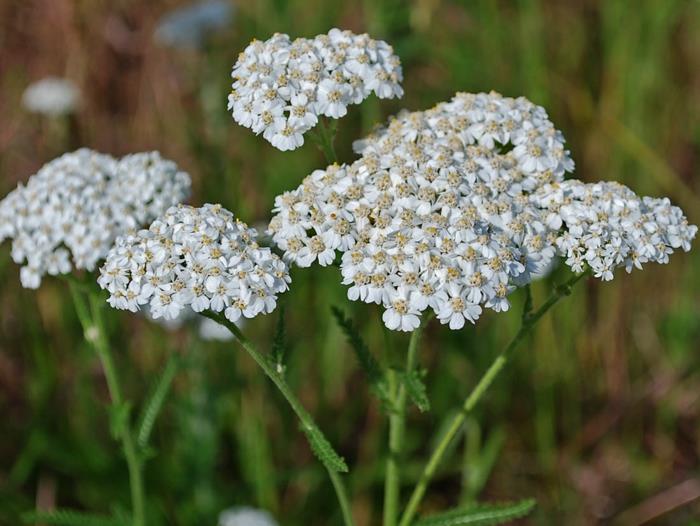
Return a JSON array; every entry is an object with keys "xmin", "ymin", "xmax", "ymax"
[
  {"xmin": 136, "ymin": 353, "xmax": 180, "ymax": 448},
  {"xmin": 22, "ymin": 509, "xmax": 129, "ymax": 526},
  {"xmin": 402, "ymin": 369, "xmax": 431, "ymax": 412},
  {"xmin": 331, "ymin": 306, "xmax": 388, "ymax": 401},
  {"xmin": 414, "ymin": 499, "xmax": 536, "ymax": 526},
  {"xmin": 302, "ymin": 424, "xmax": 349, "ymax": 473}
]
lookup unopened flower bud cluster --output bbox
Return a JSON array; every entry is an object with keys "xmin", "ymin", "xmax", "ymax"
[
  {"xmin": 99, "ymin": 204, "xmax": 291, "ymax": 322},
  {"xmin": 228, "ymin": 28, "xmax": 403, "ymax": 151},
  {"xmin": 0, "ymin": 149, "xmax": 191, "ymax": 288},
  {"xmin": 269, "ymin": 92, "xmax": 575, "ymax": 330},
  {"xmin": 532, "ymin": 180, "xmax": 697, "ymax": 281}
]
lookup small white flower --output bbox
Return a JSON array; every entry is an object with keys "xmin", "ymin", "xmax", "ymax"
[
  {"xmin": 219, "ymin": 506, "xmax": 278, "ymax": 526},
  {"xmin": 22, "ymin": 77, "xmax": 80, "ymax": 116}
]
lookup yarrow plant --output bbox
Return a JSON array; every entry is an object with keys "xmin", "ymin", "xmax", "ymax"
[
  {"xmin": 269, "ymin": 92, "xmax": 576, "ymax": 330},
  {"xmin": 10, "ymin": 24, "xmax": 698, "ymax": 526},
  {"xmin": 0, "ymin": 149, "xmax": 191, "ymax": 288},
  {"xmin": 98, "ymin": 203, "xmax": 290, "ymax": 322},
  {"xmin": 228, "ymin": 28, "xmax": 403, "ymax": 151}
]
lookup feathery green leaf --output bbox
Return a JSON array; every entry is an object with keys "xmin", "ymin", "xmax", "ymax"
[
  {"xmin": 402, "ymin": 369, "xmax": 431, "ymax": 412},
  {"xmin": 136, "ymin": 353, "xmax": 180, "ymax": 449},
  {"xmin": 331, "ymin": 306, "xmax": 389, "ymax": 401},
  {"xmin": 302, "ymin": 423, "xmax": 349, "ymax": 473}
]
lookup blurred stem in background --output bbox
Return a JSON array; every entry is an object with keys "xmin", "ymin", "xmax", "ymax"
[
  {"xmin": 67, "ymin": 279, "xmax": 146, "ymax": 526},
  {"xmin": 383, "ymin": 317, "xmax": 430, "ymax": 526},
  {"xmin": 201, "ymin": 311, "xmax": 356, "ymax": 526},
  {"xmin": 398, "ymin": 272, "xmax": 589, "ymax": 526}
]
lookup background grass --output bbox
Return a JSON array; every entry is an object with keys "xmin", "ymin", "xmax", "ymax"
[{"xmin": 1, "ymin": 0, "xmax": 699, "ymax": 524}]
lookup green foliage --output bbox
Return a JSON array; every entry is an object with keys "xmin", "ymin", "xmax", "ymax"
[
  {"xmin": 271, "ymin": 305, "xmax": 288, "ymax": 375},
  {"xmin": 331, "ymin": 306, "xmax": 390, "ymax": 402},
  {"xmin": 401, "ymin": 369, "xmax": 430, "ymax": 412},
  {"xmin": 413, "ymin": 499, "xmax": 536, "ymax": 526},
  {"xmin": 302, "ymin": 423, "xmax": 349, "ymax": 473},
  {"xmin": 22, "ymin": 509, "xmax": 130, "ymax": 526},
  {"xmin": 136, "ymin": 354, "xmax": 180, "ymax": 449},
  {"xmin": 107, "ymin": 401, "xmax": 131, "ymax": 440}
]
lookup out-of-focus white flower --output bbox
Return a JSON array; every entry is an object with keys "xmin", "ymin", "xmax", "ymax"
[
  {"xmin": 154, "ymin": 0, "xmax": 234, "ymax": 50},
  {"xmin": 532, "ymin": 180, "xmax": 696, "ymax": 281},
  {"xmin": 22, "ymin": 77, "xmax": 81, "ymax": 116},
  {"xmin": 269, "ymin": 92, "xmax": 574, "ymax": 330},
  {"xmin": 228, "ymin": 28, "xmax": 403, "ymax": 151},
  {"xmin": 219, "ymin": 507, "xmax": 278, "ymax": 526},
  {"xmin": 0, "ymin": 149, "xmax": 191, "ymax": 288},
  {"xmin": 198, "ymin": 316, "xmax": 235, "ymax": 341},
  {"xmin": 98, "ymin": 204, "xmax": 291, "ymax": 322}
]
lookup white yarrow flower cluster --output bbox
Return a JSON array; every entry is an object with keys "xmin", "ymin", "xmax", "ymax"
[
  {"xmin": 228, "ymin": 28, "xmax": 403, "ymax": 151},
  {"xmin": 0, "ymin": 149, "xmax": 191, "ymax": 288},
  {"xmin": 532, "ymin": 180, "xmax": 696, "ymax": 281},
  {"xmin": 269, "ymin": 92, "xmax": 575, "ymax": 331},
  {"xmin": 98, "ymin": 204, "xmax": 290, "ymax": 322},
  {"xmin": 22, "ymin": 77, "xmax": 81, "ymax": 116}
]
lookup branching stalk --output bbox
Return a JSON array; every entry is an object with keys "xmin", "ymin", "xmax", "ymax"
[
  {"xmin": 384, "ymin": 316, "xmax": 430, "ymax": 526},
  {"xmin": 68, "ymin": 281, "xmax": 146, "ymax": 526},
  {"xmin": 398, "ymin": 272, "xmax": 588, "ymax": 526},
  {"xmin": 200, "ymin": 311, "xmax": 355, "ymax": 526}
]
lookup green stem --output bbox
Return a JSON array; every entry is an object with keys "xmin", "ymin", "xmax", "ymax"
[
  {"xmin": 398, "ymin": 272, "xmax": 587, "ymax": 526},
  {"xmin": 384, "ymin": 318, "xmax": 429, "ymax": 526},
  {"xmin": 68, "ymin": 282, "xmax": 146, "ymax": 526},
  {"xmin": 201, "ymin": 311, "xmax": 355, "ymax": 526},
  {"xmin": 312, "ymin": 117, "xmax": 338, "ymax": 164}
]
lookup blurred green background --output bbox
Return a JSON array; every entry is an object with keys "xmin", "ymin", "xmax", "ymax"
[{"xmin": 1, "ymin": 0, "xmax": 699, "ymax": 524}]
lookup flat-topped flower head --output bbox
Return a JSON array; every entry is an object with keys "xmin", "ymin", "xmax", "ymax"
[
  {"xmin": 228, "ymin": 28, "xmax": 403, "ymax": 151},
  {"xmin": 0, "ymin": 149, "xmax": 191, "ymax": 288},
  {"xmin": 98, "ymin": 204, "xmax": 291, "ymax": 322},
  {"xmin": 269, "ymin": 92, "xmax": 575, "ymax": 331},
  {"xmin": 532, "ymin": 180, "xmax": 696, "ymax": 280}
]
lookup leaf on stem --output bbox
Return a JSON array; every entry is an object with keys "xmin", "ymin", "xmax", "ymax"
[
  {"xmin": 413, "ymin": 499, "xmax": 536, "ymax": 526},
  {"xmin": 136, "ymin": 353, "xmax": 180, "ymax": 449},
  {"xmin": 302, "ymin": 424, "xmax": 349, "ymax": 473},
  {"xmin": 401, "ymin": 369, "xmax": 431, "ymax": 412},
  {"xmin": 331, "ymin": 306, "xmax": 389, "ymax": 402},
  {"xmin": 22, "ymin": 509, "xmax": 130, "ymax": 526}
]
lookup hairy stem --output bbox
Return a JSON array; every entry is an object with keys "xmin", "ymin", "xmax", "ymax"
[
  {"xmin": 398, "ymin": 272, "xmax": 588, "ymax": 526},
  {"xmin": 384, "ymin": 318, "xmax": 429, "ymax": 526},
  {"xmin": 200, "ymin": 311, "xmax": 355, "ymax": 526},
  {"xmin": 68, "ymin": 282, "xmax": 146, "ymax": 526}
]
